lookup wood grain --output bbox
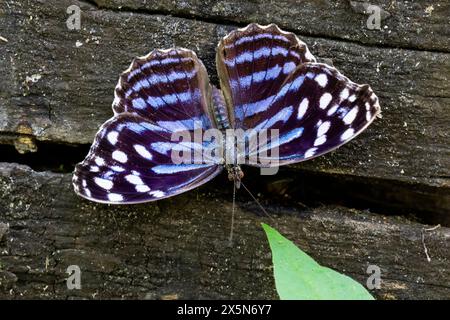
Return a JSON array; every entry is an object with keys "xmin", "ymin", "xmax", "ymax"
[
  {"xmin": 0, "ymin": 0, "xmax": 449, "ymax": 299},
  {"xmin": 0, "ymin": 163, "xmax": 449, "ymax": 299}
]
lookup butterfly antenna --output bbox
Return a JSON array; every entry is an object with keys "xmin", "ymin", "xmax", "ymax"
[
  {"xmin": 228, "ymin": 181, "xmax": 237, "ymax": 245},
  {"xmin": 240, "ymin": 181, "xmax": 274, "ymax": 221}
]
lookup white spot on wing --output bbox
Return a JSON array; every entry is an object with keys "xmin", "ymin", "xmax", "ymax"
[
  {"xmin": 340, "ymin": 88, "xmax": 350, "ymax": 100},
  {"xmin": 343, "ymin": 106, "xmax": 358, "ymax": 125},
  {"xmin": 314, "ymin": 135, "xmax": 327, "ymax": 146},
  {"xmin": 125, "ymin": 174, "xmax": 144, "ymax": 185},
  {"xmin": 94, "ymin": 177, "xmax": 113, "ymax": 190},
  {"xmin": 317, "ymin": 121, "xmax": 331, "ymax": 136},
  {"xmin": 319, "ymin": 93, "xmax": 332, "ymax": 109},
  {"xmin": 327, "ymin": 104, "xmax": 339, "ymax": 116},
  {"xmin": 107, "ymin": 131, "xmax": 119, "ymax": 145},
  {"xmin": 108, "ymin": 193, "xmax": 123, "ymax": 202},
  {"xmin": 341, "ymin": 128, "xmax": 355, "ymax": 141},
  {"xmin": 150, "ymin": 190, "xmax": 165, "ymax": 198},
  {"xmin": 136, "ymin": 184, "xmax": 150, "ymax": 193},
  {"xmin": 95, "ymin": 157, "xmax": 105, "ymax": 166},
  {"xmin": 134, "ymin": 144, "xmax": 153, "ymax": 160},
  {"xmin": 315, "ymin": 74, "xmax": 328, "ymax": 87},
  {"xmin": 112, "ymin": 150, "xmax": 128, "ymax": 163},
  {"xmin": 297, "ymin": 98, "xmax": 309, "ymax": 119},
  {"xmin": 111, "ymin": 166, "xmax": 125, "ymax": 172},
  {"xmin": 304, "ymin": 147, "xmax": 318, "ymax": 158}
]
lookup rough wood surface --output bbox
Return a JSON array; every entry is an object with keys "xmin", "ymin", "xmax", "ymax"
[
  {"xmin": 94, "ymin": 0, "xmax": 450, "ymax": 52},
  {"xmin": 0, "ymin": 1, "xmax": 449, "ymax": 186},
  {"xmin": 0, "ymin": 0, "xmax": 449, "ymax": 299},
  {"xmin": 0, "ymin": 163, "xmax": 449, "ymax": 299}
]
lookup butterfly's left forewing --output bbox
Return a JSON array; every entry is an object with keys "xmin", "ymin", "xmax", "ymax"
[
  {"xmin": 113, "ymin": 48, "xmax": 214, "ymax": 131},
  {"xmin": 73, "ymin": 114, "xmax": 222, "ymax": 203}
]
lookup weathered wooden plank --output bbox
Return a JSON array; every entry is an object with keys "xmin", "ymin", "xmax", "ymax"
[
  {"xmin": 246, "ymin": 167, "xmax": 450, "ymax": 227},
  {"xmin": 93, "ymin": 0, "xmax": 450, "ymax": 52},
  {"xmin": 0, "ymin": 162, "xmax": 449, "ymax": 299},
  {"xmin": 0, "ymin": 0, "xmax": 449, "ymax": 191}
]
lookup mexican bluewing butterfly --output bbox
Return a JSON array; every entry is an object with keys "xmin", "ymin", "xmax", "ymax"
[{"xmin": 72, "ymin": 24, "xmax": 381, "ymax": 204}]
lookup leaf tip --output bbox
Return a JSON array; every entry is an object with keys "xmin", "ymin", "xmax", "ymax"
[{"xmin": 261, "ymin": 222, "xmax": 273, "ymax": 233}]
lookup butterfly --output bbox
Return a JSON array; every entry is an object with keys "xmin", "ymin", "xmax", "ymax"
[{"xmin": 72, "ymin": 23, "xmax": 381, "ymax": 204}]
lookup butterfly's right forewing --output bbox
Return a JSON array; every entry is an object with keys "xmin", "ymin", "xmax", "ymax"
[
  {"xmin": 216, "ymin": 23, "xmax": 316, "ymax": 130},
  {"xmin": 216, "ymin": 24, "xmax": 380, "ymax": 167}
]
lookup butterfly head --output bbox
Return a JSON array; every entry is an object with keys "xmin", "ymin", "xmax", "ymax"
[{"xmin": 227, "ymin": 165, "xmax": 244, "ymax": 189}]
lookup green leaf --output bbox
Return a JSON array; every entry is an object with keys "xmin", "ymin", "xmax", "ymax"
[{"xmin": 262, "ymin": 223, "xmax": 375, "ymax": 300}]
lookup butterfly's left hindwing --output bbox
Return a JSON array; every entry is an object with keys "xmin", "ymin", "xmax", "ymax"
[{"xmin": 73, "ymin": 114, "xmax": 222, "ymax": 203}]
